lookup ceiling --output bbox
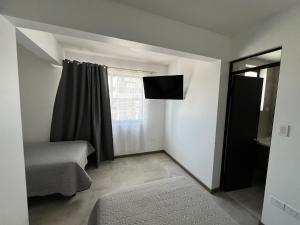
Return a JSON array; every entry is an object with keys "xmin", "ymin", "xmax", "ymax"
[
  {"xmin": 54, "ymin": 33, "xmax": 183, "ymax": 65},
  {"xmin": 112, "ymin": 0, "xmax": 299, "ymax": 36}
]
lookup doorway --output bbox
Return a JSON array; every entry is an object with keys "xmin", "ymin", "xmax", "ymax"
[{"xmin": 221, "ymin": 47, "xmax": 282, "ymax": 218}]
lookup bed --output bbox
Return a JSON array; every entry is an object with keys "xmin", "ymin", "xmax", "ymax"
[
  {"xmin": 88, "ymin": 176, "xmax": 239, "ymax": 225},
  {"xmin": 24, "ymin": 141, "xmax": 94, "ymax": 197}
]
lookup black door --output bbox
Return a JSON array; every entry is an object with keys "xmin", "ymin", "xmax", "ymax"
[{"xmin": 222, "ymin": 75, "xmax": 263, "ymax": 191}]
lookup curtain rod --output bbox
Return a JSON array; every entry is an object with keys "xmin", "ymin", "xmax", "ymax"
[
  {"xmin": 61, "ymin": 60, "xmax": 156, "ymax": 74},
  {"xmin": 108, "ymin": 66, "xmax": 155, "ymax": 74}
]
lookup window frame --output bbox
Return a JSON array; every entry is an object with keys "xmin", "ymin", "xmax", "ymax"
[{"xmin": 108, "ymin": 69, "xmax": 146, "ymax": 122}]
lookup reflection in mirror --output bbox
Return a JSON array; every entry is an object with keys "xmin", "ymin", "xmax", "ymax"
[
  {"xmin": 232, "ymin": 49, "xmax": 282, "ymax": 72},
  {"xmin": 257, "ymin": 66, "xmax": 280, "ymax": 138}
]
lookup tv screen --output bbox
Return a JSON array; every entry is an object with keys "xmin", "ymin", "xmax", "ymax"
[{"xmin": 143, "ymin": 75, "xmax": 183, "ymax": 100}]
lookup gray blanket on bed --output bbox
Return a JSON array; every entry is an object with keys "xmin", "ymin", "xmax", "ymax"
[
  {"xmin": 24, "ymin": 141, "xmax": 94, "ymax": 197},
  {"xmin": 88, "ymin": 176, "xmax": 239, "ymax": 225}
]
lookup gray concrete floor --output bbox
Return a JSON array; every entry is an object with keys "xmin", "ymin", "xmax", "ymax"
[
  {"xmin": 27, "ymin": 153, "xmax": 260, "ymax": 225},
  {"xmin": 226, "ymin": 183, "xmax": 265, "ymax": 219}
]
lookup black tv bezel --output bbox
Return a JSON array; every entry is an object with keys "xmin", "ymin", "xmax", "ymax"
[{"xmin": 142, "ymin": 75, "xmax": 184, "ymax": 100}]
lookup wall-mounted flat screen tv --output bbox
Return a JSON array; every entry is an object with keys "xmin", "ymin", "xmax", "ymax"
[{"xmin": 143, "ymin": 75, "xmax": 183, "ymax": 100}]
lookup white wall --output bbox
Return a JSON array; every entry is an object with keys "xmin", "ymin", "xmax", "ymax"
[
  {"xmin": 165, "ymin": 59, "xmax": 223, "ymax": 190},
  {"xmin": 66, "ymin": 51, "xmax": 167, "ymax": 155},
  {"xmin": 17, "ymin": 27, "xmax": 63, "ymax": 65},
  {"xmin": 212, "ymin": 61, "xmax": 229, "ymax": 189},
  {"xmin": 232, "ymin": 4, "xmax": 300, "ymax": 225},
  {"xmin": 0, "ymin": 0, "xmax": 230, "ymax": 60},
  {"xmin": 0, "ymin": 15, "xmax": 28, "ymax": 225},
  {"xmin": 17, "ymin": 44, "xmax": 62, "ymax": 144}
]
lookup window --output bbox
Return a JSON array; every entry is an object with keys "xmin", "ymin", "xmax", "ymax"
[{"xmin": 108, "ymin": 68, "xmax": 145, "ymax": 122}]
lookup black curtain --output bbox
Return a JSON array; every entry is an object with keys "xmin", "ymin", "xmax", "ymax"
[{"xmin": 50, "ymin": 60, "xmax": 114, "ymax": 166}]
